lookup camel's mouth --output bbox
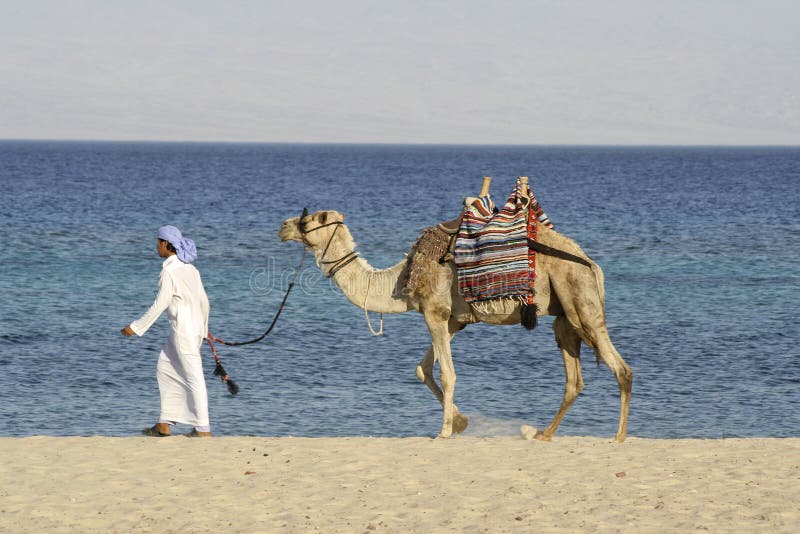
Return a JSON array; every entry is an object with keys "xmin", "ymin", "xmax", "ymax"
[{"xmin": 278, "ymin": 219, "xmax": 301, "ymax": 242}]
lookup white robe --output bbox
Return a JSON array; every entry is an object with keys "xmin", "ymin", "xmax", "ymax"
[{"xmin": 131, "ymin": 255, "xmax": 211, "ymax": 427}]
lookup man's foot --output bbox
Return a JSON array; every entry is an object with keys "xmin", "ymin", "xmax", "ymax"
[
  {"xmin": 185, "ymin": 428, "xmax": 212, "ymax": 438},
  {"xmin": 142, "ymin": 423, "xmax": 171, "ymax": 437}
]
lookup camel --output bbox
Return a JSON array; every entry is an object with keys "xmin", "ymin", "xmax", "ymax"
[{"xmin": 278, "ymin": 201, "xmax": 633, "ymax": 442}]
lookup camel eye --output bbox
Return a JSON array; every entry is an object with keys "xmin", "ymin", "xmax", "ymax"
[{"xmin": 318, "ymin": 212, "xmax": 328, "ymax": 225}]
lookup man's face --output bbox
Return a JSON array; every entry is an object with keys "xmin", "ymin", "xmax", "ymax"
[{"xmin": 157, "ymin": 239, "xmax": 170, "ymax": 258}]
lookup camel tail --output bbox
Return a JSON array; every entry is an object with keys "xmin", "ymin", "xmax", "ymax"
[
  {"xmin": 590, "ymin": 260, "xmax": 606, "ymax": 366},
  {"xmin": 591, "ymin": 261, "xmax": 606, "ymax": 314}
]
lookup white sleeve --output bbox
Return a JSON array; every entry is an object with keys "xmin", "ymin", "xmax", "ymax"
[
  {"xmin": 200, "ymin": 287, "xmax": 210, "ymax": 338},
  {"xmin": 130, "ymin": 271, "xmax": 174, "ymax": 336}
]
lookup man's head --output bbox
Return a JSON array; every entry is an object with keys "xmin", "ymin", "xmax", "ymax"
[
  {"xmin": 156, "ymin": 225, "xmax": 197, "ymax": 263},
  {"xmin": 157, "ymin": 238, "xmax": 176, "ymax": 258}
]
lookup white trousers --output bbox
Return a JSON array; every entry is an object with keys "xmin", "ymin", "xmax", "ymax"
[{"xmin": 156, "ymin": 340, "xmax": 210, "ymax": 428}]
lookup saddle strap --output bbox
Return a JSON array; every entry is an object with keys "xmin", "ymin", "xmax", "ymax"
[{"xmin": 527, "ymin": 238, "xmax": 592, "ymax": 267}]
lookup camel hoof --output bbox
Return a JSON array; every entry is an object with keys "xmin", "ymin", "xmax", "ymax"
[
  {"xmin": 520, "ymin": 425, "xmax": 538, "ymax": 440},
  {"xmin": 415, "ymin": 365, "xmax": 425, "ymax": 382},
  {"xmin": 533, "ymin": 430, "xmax": 552, "ymax": 442},
  {"xmin": 437, "ymin": 425, "xmax": 454, "ymax": 439},
  {"xmin": 452, "ymin": 413, "xmax": 469, "ymax": 434}
]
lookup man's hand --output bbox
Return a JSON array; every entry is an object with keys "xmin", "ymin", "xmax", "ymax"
[{"xmin": 121, "ymin": 325, "xmax": 135, "ymax": 337}]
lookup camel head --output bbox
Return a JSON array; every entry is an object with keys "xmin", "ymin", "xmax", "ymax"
[{"xmin": 278, "ymin": 209, "xmax": 346, "ymax": 248}]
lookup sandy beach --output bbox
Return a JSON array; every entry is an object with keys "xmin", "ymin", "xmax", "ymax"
[{"xmin": 1, "ymin": 436, "xmax": 797, "ymax": 532}]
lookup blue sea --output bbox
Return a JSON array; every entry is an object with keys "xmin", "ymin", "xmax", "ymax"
[{"xmin": 1, "ymin": 142, "xmax": 798, "ymax": 438}]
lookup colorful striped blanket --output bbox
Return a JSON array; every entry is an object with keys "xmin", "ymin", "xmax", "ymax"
[{"xmin": 454, "ymin": 179, "xmax": 552, "ymax": 303}]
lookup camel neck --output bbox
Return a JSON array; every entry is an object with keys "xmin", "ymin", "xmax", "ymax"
[{"xmin": 312, "ymin": 225, "xmax": 412, "ymax": 314}]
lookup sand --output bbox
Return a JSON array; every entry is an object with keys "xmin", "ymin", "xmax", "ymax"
[{"xmin": 0, "ymin": 435, "xmax": 798, "ymax": 532}]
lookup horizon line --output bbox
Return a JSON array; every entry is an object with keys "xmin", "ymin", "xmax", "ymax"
[{"xmin": 1, "ymin": 138, "xmax": 799, "ymax": 148}]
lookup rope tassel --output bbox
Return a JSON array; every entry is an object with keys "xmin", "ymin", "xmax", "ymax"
[{"xmin": 206, "ymin": 335, "xmax": 239, "ymax": 395}]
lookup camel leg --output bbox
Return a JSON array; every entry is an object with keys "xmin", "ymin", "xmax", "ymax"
[
  {"xmin": 416, "ymin": 331, "xmax": 469, "ymax": 434},
  {"xmin": 551, "ymin": 272, "xmax": 633, "ymax": 442},
  {"xmin": 415, "ymin": 346, "xmax": 441, "ymax": 399},
  {"xmin": 592, "ymin": 330, "xmax": 632, "ymax": 442},
  {"xmin": 423, "ymin": 310, "xmax": 458, "ymax": 438},
  {"xmin": 536, "ymin": 315, "xmax": 584, "ymax": 441}
]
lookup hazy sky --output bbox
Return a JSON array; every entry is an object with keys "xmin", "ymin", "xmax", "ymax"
[{"xmin": 1, "ymin": 0, "xmax": 798, "ymax": 144}]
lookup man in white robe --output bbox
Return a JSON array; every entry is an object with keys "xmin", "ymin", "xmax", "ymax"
[{"xmin": 122, "ymin": 225, "xmax": 211, "ymax": 437}]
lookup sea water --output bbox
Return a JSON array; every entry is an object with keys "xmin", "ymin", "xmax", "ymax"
[{"xmin": 0, "ymin": 142, "xmax": 798, "ymax": 438}]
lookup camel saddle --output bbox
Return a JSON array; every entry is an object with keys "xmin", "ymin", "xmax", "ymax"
[{"xmin": 436, "ymin": 214, "xmax": 463, "ymax": 235}]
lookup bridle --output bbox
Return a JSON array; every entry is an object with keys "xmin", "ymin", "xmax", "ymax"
[
  {"xmin": 297, "ymin": 208, "xmax": 383, "ymax": 336},
  {"xmin": 297, "ymin": 207, "xmax": 360, "ymax": 278}
]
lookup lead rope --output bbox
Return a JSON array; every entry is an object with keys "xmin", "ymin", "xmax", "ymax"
[
  {"xmin": 206, "ymin": 247, "xmax": 307, "ymax": 394},
  {"xmin": 363, "ymin": 270, "xmax": 384, "ymax": 336}
]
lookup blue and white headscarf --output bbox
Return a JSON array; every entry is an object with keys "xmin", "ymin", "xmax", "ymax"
[{"xmin": 157, "ymin": 225, "xmax": 197, "ymax": 264}]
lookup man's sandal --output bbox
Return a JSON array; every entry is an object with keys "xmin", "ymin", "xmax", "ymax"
[{"xmin": 142, "ymin": 425, "xmax": 170, "ymax": 437}]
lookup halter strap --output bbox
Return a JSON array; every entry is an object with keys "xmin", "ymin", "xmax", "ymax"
[{"xmin": 298, "ymin": 212, "xmax": 359, "ymax": 279}]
